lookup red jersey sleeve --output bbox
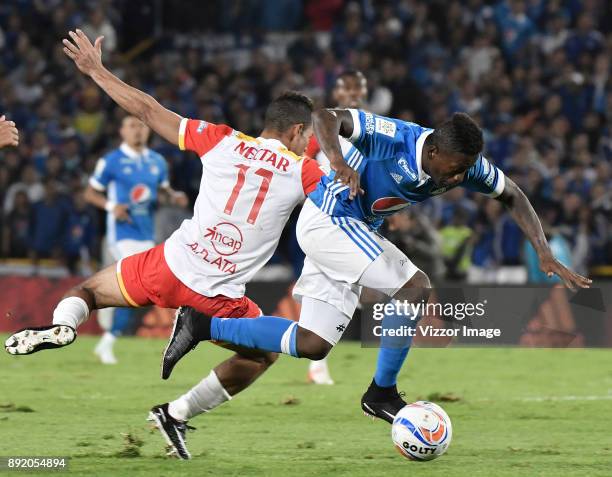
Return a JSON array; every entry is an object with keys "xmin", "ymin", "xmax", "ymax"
[
  {"xmin": 301, "ymin": 157, "xmax": 324, "ymax": 195},
  {"xmin": 178, "ymin": 118, "xmax": 233, "ymax": 157},
  {"xmin": 305, "ymin": 135, "xmax": 320, "ymax": 160}
]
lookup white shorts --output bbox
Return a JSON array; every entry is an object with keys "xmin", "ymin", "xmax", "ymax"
[
  {"xmin": 293, "ymin": 199, "xmax": 419, "ymax": 340},
  {"xmin": 108, "ymin": 239, "xmax": 155, "ymax": 262}
]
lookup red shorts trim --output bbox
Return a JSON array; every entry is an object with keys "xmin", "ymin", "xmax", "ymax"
[{"xmin": 117, "ymin": 243, "xmax": 261, "ymax": 318}]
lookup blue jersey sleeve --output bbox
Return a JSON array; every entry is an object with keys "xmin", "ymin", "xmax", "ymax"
[
  {"xmin": 346, "ymin": 109, "xmax": 401, "ymax": 160},
  {"xmin": 461, "ymin": 155, "xmax": 506, "ymax": 197},
  {"xmin": 89, "ymin": 155, "xmax": 114, "ymax": 191}
]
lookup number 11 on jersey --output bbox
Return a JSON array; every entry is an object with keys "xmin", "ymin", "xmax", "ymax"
[{"xmin": 224, "ymin": 164, "xmax": 274, "ymax": 224}]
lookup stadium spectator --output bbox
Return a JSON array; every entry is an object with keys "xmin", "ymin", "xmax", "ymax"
[
  {"xmin": 28, "ymin": 180, "xmax": 71, "ymax": 269},
  {"xmin": 2, "ymin": 190, "xmax": 30, "ymax": 258},
  {"xmin": 82, "ymin": 7, "xmax": 117, "ymax": 53},
  {"xmin": 63, "ymin": 189, "xmax": 97, "ymax": 275},
  {"xmin": 3, "ymin": 164, "xmax": 44, "ymax": 215}
]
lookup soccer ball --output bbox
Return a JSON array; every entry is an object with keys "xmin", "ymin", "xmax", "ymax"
[{"xmin": 391, "ymin": 401, "xmax": 452, "ymax": 461}]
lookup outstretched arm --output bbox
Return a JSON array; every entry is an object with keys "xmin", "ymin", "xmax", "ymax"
[
  {"xmin": 496, "ymin": 177, "xmax": 592, "ymax": 290},
  {"xmin": 62, "ymin": 29, "xmax": 180, "ymax": 145},
  {"xmin": 312, "ymin": 108, "xmax": 363, "ymax": 198}
]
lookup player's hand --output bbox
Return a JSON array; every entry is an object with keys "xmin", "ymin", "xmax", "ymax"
[
  {"xmin": 62, "ymin": 29, "xmax": 104, "ymax": 77},
  {"xmin": 0, "ymin": 115, "xmax": 19, "ymax": 148},
  {"xmin": 113, "ymin": 204, "xmax": 132, "ymax": 223},
  {"xmin": 331, "ymin": 160, "xmax": 364, "ymax": 200},
  {"xmin": 539, "ymin": 253, "xmax": 592, "ymax": 291},
  {"xmin": 171, "ymin": 191, "xmax": 189, "ymax": 208}
]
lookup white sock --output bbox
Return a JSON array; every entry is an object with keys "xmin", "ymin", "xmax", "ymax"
[
  {"xmin": 52, "ymin": 297, "xmax": 90, "ymax": 329},
  {"xmin": 309, "ymin": 357, "xmax": 328, "ymax": 370},
  {"xmin": 99, "ymin": 331, "xmax": 116, "ymax": 346},
  {"xmin": 168, "ymin": 370, "xmax": 232, "ymax": 421}
]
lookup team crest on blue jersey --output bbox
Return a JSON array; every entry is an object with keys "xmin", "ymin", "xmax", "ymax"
[{"xmin": 371, "ymin": 197, "xmax": 411, "ymax": 215}]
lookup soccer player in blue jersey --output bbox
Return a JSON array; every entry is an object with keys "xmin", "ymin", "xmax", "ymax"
[
  {"xmin": 164, "ymin": 109, "xmax": 590, "ymax": 425},
  {"xmin": 85, "ymin": 115, "xmax": 187, "ymax": 363}
]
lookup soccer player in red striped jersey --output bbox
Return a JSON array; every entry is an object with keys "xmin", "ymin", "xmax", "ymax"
[{"xmin": 5, "ymin": 30, "xmax": 324, "ymax": 460}]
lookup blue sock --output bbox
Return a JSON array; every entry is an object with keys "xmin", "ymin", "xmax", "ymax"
[
  {"xmin": 373, "ymin": 306, "xmax": 420, "ymax": 388},
  {"xmin": 111, "ymin": 308, "xmax": 133, "ymax": 337},
  {"xmin": 211, "ymin": 315, "xmax": 299, "ymax": 357}
]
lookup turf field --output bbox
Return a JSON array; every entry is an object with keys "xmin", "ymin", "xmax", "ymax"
[{"xmin": 1, "ymin": 336, "xmax": 611, "ymax": 477}]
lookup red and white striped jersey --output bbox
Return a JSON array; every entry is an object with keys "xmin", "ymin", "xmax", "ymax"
[{"xmin": 164, "ymin": 118, "xmax": 323, "ymax": 298}]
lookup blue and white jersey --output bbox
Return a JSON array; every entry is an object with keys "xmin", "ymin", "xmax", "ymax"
[
  {"xmin": 309, "ymin": 109, "xmax": 506, "ymax": 229},
  {"xmin": 89, "ymin": 143, "xmax": 169, "ymax": 243}
]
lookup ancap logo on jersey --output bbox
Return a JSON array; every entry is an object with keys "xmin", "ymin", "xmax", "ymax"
[
  {"xmin": 371, "ymin": 197, "xmax": 411, "ymax": 215},
  {"xmin": 130, "ymin": 184, "xmax": 152, "ymax": 203},
  {"xmin": 204, "ymin": 222, "xmax": 243, "ymax": 256}
]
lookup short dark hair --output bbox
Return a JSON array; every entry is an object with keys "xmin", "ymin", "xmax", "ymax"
[
  {"xmin": 429, "ymin": 112, "xmax": 484, "ymax": 157},
  {"xmin": 336, "ymin": 69, "xmax": 366, "ymax": 84},
  {"xmin": 264, "ymin": 91, "xmax": 313, "ymax": 132}
]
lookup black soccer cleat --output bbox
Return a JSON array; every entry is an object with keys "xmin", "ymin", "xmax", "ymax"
[
  {"xmin": 4, "ymin": 325, "xmax": 76, "ymax": 355},
  {"xmin": 361, "ymin": 379, "xmax": 408, "ymax": 424},
  {"xmin": 148, "ymin": 403, "xmax": 195, "ymax": 460},
  {"xmin": 161, "ymin": 306, "xmax": 211, "ymax": 380}
]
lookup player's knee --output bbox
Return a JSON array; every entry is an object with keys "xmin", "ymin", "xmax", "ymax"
[
  {"xmin": 296, "ymin": 326, "xmax": 332, "ymax": 360},
  {"xmin": 396, "ymin": 270, "xmax": 431, "ymax": 303},
  {"xmin": 260, "ymin": 351, "xmax": 279, "ymax": 367},
  {"xmin": 62, "ymin": 284, "xmax": 97, "ymax": 310}
]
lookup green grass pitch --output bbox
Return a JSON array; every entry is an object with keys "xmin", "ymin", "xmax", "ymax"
[{"xmin": 1, "ymin": 336, "xmax": 611, "ymax": 476}]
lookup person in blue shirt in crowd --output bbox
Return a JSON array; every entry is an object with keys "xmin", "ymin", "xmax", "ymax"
[
  {"xmin": 63, "ymin": 189, "xmax": 97, "ymax": 275},
  {"xmin": 29, "ymin": 179, "xmax": 71, "ymax": 269},
  {"xmin": 84, "ymin": 115, "xmax": 187, "ymax": 364}
]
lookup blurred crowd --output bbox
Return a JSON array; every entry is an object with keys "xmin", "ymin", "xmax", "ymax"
[{"xmin": 0, "ymin": 0, "xmax": 610, "ymax": 283}]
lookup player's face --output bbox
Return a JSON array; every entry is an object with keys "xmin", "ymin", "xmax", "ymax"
[
  {"xmin": 288, "ymin": 124, "xmax": 313, "ymax": 156},
  {"xmin": 333, "ymin": 76, "xmax": 367, "ymax": 108},
  {"xmin": 426, "ymin": 149, "xmax": 476, "ymax": 188},
  {"xmin": 120, "ymin": 117, "xmax": 150, "ymax": 148}
]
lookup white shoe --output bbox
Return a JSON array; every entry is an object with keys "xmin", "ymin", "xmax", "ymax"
[
  {"xmin": 94, "ymin": 332, "xmax": 118, "ymax": 365},
  {"xmin": 307, "ymin": 358, "xmax": 334, "ymax": 385},
  {"xmin": 5, "ymin": 325, "xmax": 76, "ymax": 355}
]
